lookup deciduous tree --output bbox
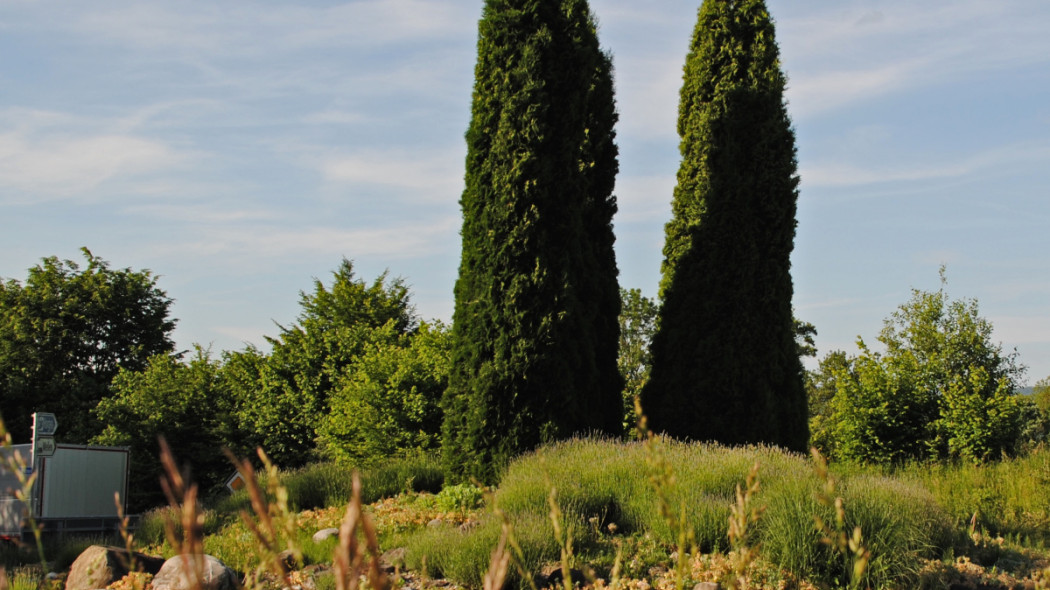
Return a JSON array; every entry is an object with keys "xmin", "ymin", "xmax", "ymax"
[
  {"xmin": 826, "ymin": 273, "xmax": 1027, "ymax": 463},
  {"xmin": 0, "ymin": 249, "xmax": 175, "ymax": 442},
  {"xmin": 228, "ymin": 259, "xmax": 416, "ymax": 467},
  {"xmin": 94, "ymin": 347, "xmax": 232, "ymax": 510}
]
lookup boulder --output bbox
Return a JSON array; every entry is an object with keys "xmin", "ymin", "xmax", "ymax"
[
  {"xmin": 66, "ymin": 545, "xmax": 165, "ymax": 590},
  {"xmin": 312, "ymin": 528, "xmax": 340, "ymax": 543},
  {"xmin": 151, "ymin": 555, "xmax": 239, "ymax": 590}
]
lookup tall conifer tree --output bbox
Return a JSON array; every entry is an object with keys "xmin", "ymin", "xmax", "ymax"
[
  {"xmin": 641, "ymin": 0, "xmax": 807, "ymax": 451},
  {"xmin": 442, "ymin": 0, "xmax": 623, "ymax": 482}
]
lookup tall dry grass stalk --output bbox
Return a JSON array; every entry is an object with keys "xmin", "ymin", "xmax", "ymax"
[
  {"xmin": 635, "ymin": 400, "xmax": 695, "ymax": 590},
  {"xmin": 159, "ymin": 437, "xmax": 206, "ymax": 590},
  {"xmin": 0, "ymin": 417, "xmax": 46, "ymax": 581},
  {"xmin": 332, "ymin": 472, "xmax": 388, "ymax": 590},
  {"xmin": 224, "ymin": 448, "xmax": 303, "ymax": 589},
  {"xmin": 482, "ymin": 525, "xmax": 511, "ymax": 590},
  {"xmin": 811, "ymin": 448, "xmax": 870, "ymax": 590},
  {"xmin": 724, "ymin": 462, "xmax": 764, "ymax": 590},
  {"xmin": 113, "ymin": 491, "xmax": 151, "ymax": 590},
  {"xmin": 547, "ymin": 488, "xmax": 577, "ymax": 590}
]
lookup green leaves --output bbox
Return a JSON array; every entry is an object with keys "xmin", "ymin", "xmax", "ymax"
[
  {"xmin": 319, "ymin": 321, "xmax": 451, "ymax": 464},
  {"xmin": 94, "ymin": 346, "xmax": 232, "ymax": 510},
  {"xmin": 228, "ymin": 259, "xmax": 422, "ymax": 468},
  {"xmin": 823, "ymin": 275, "xmax": 1027, "ymax": 464},
  {"xmin": 0, "ymin": 249, "xmax": 175, "ymax": 443}
]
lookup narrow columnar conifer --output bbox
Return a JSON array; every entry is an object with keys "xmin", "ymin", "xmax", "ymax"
[
  {"xmin": 641, "ymin": 0, "xmax": 808, "ymax": 451},
  {"xmin": 442, "ymin": 0, "xmax": 623, "ymax": 483}
]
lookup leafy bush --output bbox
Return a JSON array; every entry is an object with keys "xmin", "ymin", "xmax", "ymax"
[
  {"xmin": 434, "ymin": 483, "xmax": 484, "ymax": 512},
  {"xmin": 823, "ymin": 272, "xmax": 1027, "ymax": 464},
  {"xmin": 212, "ymin": 453, "xmax": 443, "ymax": 515},
  {"xmin": 423, "ymin": 437, "xmax": 955, "ymax": 589},
  {"xmin": 318, "ymin": 321, "xmax": 450, "ymax": 464}
]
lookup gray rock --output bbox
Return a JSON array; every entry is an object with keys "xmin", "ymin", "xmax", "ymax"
[
  {"xmin": 312, "ymin": 527, "xmax": 340, "ymax": 543},
  {"xmin": 151, "ymin": 555, "xmax": 238, "ymax": 590},
  {"xmin": 66, "ymin": 545, "xmax": 165, "ymax": 590},
  {"xmin": 381, "ymin": 548, "xmax": 406, "ymax": 567}
]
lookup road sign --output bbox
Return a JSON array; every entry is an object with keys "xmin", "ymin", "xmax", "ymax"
[
  {"xmin": 33, "ymin": 412, "xmax": 58, "ymax": 437},
  {"xmin": 34, "ymin": 436, "xmax": 56, "ymax": 458}
]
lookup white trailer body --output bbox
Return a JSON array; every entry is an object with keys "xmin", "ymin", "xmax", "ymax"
[
  {"xmin": 0, "ymin": 444, "xmax": 32, "ymax": 537},
  {"xmin": 0, "ymin": 443, "xmax": 129, "ymax": 538}
]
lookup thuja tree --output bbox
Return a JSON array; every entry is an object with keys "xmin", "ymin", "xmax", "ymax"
[
  {"xmin": 443, "ymin": 0, "xmax": 623, "ymax": 482},
  {"xmin": 641, "ymin": 0, "xmax": 807, "ymax": 451}
]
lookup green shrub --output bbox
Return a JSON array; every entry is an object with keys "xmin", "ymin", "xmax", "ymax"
[
  {"xmin": 414, "ymin": 437, "xmax": 956, "ymax": 589},
  {"xmin": 762, "ymin": 472, "xmax": 951, "ymax": 588},
  {"xmin": 904, "ymin": 446, "xmax": 1050, "ymax": 541},
  {"xmin": 434, "ymin": 484, "xmax": 484, "ymax": 512},
  {"xmin": 212, "ymin": 453, "xmax": 444, "ymax": 515},
  {"xmin": 404, "ymin": 511, "xmax": 557, "ymax": 589}
]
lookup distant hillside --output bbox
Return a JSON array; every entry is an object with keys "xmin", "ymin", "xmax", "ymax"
[{"xmin": 1019, "ymin": 386, "xmax": 1035, "ymax": 396}]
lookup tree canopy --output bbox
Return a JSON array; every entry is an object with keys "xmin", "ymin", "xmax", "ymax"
[
  {"xmin": 0, "ymin": 249, "xmax": 175, "ymax": 442},
  {"xmin": 821, "ymin": 272, "xmax": 1028, "ymax": 463},
  {"xmin": 227, "ymin": 259, "xmax": 419, "ymax": 467}
]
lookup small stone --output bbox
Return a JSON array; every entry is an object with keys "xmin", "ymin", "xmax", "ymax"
[{"xmin": 694, "ymin": 583, "xmax": 721, "ymax": 590}]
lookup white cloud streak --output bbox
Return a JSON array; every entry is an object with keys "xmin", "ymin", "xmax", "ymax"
[
  {"xmin": 320, "ymin": 150, "xmax": 465, "ymax": 198},
  {"xmin": 800, "ymin": 141, "xmax": 1050, "ymax": 189},
  {"xmin": 0, "ymin": 132, "xmax": 181, "ymax": 201}
]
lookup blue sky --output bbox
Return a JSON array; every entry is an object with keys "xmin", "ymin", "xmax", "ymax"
[{"xmin": 2, "ymin": 0, "xmax": 1049, "ymax": 383}]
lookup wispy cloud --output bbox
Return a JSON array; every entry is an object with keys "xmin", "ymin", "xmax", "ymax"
[
  {"xmin": 991, "ymin": 315, "xmax": 1050, "ymax": 346},
  {"xmin": 0, "ymin": 107, "xmax": 199, "ymax": 203},
  {"xmin": 320, "ymin": 149, "xmax": 465, "ymax": 198},
  {"xmin": 171, "ymin": 218, "xmax": 461, "ymax": 273},
  {"xmin": 615, "ymin": 174, "xmax": 674, "ymax": 222},
  {"xmin": 69, "ymin": 0, "xmax": 475, "ymax": 55},
  {"xmin": 0, "ymin": 132, "xmax": 183, "ymax": 202},
  {"xmin": 800, "ymin": 141, "xmax": 1050, "ymax": 189},
  {"xmin": 779, "ymin": 1, "xmax": 1050, "ymax": 118}
]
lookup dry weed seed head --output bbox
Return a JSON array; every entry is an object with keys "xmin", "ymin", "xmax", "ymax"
[
  {"xmin": 159, "ymin": 437, "xmax": 206, "ymax": 590},
  {"xmin": 333, "ymin": 472, "xmax": 388, "ymax": 590}
]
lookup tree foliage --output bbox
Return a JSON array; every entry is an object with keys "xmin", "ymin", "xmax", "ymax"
[
  {"xmin": 318, "ymin": 321, "xmax": 450, "ymax": 464},
  {"xmin": 94, "ymin": 347, "xmax": 233, "ymax": 510},
  {"xmin": 641, "ymin": 0, "xmax": 807, "ymax": 451},
  {"xmin": 227, "ymin": 259, "xmax": 417, "ymax": 467},
  {"xmin": 1034, "ymin": 376, "xmax": 1050, "ymax": 415},
  {"xmin": 619, "ymin": 288, "xmax": 658, "ymax": 429},
  {"xmin": 442, "ymin": 0, "xmax": 623, "ymax": 482},
  {"xmin": 825, "ymin": 274, "xmax": 1028, "ymax": 463},
  {"xmin": 0, "ymin": 249, "xmax": 175, "ymax": 442}
]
